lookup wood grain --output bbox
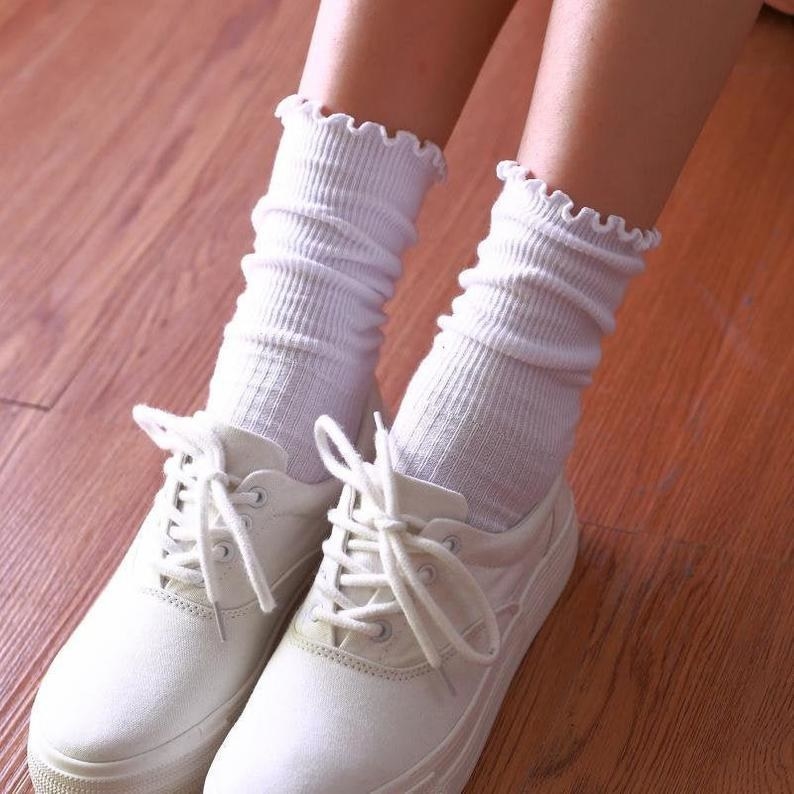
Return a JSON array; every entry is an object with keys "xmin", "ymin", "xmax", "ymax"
[
  {"xmin": 568, "ymin": 13, "xmax": 794, "ymax": 559},
  {"xmin": 0, "ymin": 405, "xmax": 44, "ymax": 475},
  {"xmin": 0, "ymin": 0, "xmax": 309, "ymax": 406},
  {"xmin": 468, "ymin": 525, "xmax": 794, "ymax": 793},
  {"xmin": 0, "ymin": 2, "xmax": 792, "ymax": 793}
]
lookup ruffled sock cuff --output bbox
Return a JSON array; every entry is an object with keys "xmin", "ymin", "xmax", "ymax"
[
  {"xmin": 276, "ymin": 95, "xmax": 447, "ymax": 183},
  {"xmin": 496, "ymin": 160, "xmax": 661, "ymax": 253}
]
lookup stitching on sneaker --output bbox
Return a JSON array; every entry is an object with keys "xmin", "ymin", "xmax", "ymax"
[
  {"xmin": 143, "ymin": 588, "xmax": 260, "ymax": 620},
  {"xmin": 288, "ymin": 631, "xmax": 461, "ymax": 682}
]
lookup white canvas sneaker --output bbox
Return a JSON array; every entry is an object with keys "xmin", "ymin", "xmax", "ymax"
[
  {"xmin": 205, "ymin": 413, "xmax": 579, "ymax": 793},
  {"xmin": 27, "ymin": 395, "xmax": 379, "ymax": 794}
]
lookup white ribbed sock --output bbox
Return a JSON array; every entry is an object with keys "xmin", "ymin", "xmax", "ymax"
[
  {"xmin": 208, "ymin": 95, "xmax": 445, "ymax": 482},
  {"xmin": 391, "ymin": 161, "xmax": 661, "ymax": 532}
]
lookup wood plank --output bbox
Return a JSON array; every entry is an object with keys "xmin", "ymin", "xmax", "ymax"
[
  {"xmin": 567, "ymin": 10, "xmax": 794, "ymax": 557},
  {"xmin": 0, "ymin": 0, "xmax": 311, "ymax": 406},
  {"xmin": 0, "ymin": 404, "xmax": 45, "ymax": 478},
  {"xmin": 468, "ymin": 524, "xmax": 794, "ymax": 794}
]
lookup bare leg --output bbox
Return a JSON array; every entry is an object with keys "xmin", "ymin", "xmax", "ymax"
[
  {"xmin": 299, "ymin": 0, "xmax": 532, "ymax": 145},
  {"xmin": 519, "ymin": 0, "xmax": 762, "ymax": 227}
]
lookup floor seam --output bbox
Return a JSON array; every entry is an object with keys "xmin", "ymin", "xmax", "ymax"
[
  {"xmin": 580, "ymin": 520, "xmax": 792, "ymax": 565},
  {"xmin": 0, "ymin": 398, "xmax": 51, "ymax": 412}
]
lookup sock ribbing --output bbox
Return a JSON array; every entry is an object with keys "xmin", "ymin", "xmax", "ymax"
[
  {"xmin": 208, "ymin": 96, "xmax": 445, "ymax": 481},
  {"xmin": 391, "ymin": 160, "xmax": 660, "ymax": 531}
]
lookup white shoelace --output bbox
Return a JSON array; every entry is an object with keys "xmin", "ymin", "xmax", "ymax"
[
  {"xmin": 313, "ymin": 413, "xmax": 500, "ymax": 687},
  {"xmin": 133, "ymin": 405, "xmax": 275, "ymax": 641}
]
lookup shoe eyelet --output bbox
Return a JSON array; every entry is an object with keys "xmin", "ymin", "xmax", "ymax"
[
  {"xmin": 213, "ymin": 541, "xmax": 235, "ymax": 562},
  {"xmin": 418, "ymin": 564, "xmax": 436, "ymax": 584},
  {"xmin": 241, "ymin": 514, "xmax": 253, "ymax": 531},
  {"xmin": 308, "ymin": 602, "xmax": 322, "ymax": 623},
  {"xmin": 371, "ymin": 620, "xmax": 392, "ymax": 643},
  {"xmin": 442, "ymin": 535, "xmax": 461, "ymax": 555},
  {"xmin": 250, "ymin": 486, "xmax": 268, "ymax": 508}
]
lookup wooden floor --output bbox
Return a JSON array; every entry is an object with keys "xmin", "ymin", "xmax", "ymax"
[{"xmin": 1, "ymin": 3, "xmax": 792, "ymax": 792}]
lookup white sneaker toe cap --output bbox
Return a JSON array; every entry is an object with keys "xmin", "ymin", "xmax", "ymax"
[
  {"xmin": 205, "ymin": 635, "xmax": 481, "ymax": 794},
  {"xmin": 30, "ymin": 586, "xmax": 250, "ymax": 764}
]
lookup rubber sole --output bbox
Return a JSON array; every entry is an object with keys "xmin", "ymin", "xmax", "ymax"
[
  {"xmin": 375, "ymin": 485, "xmax": 579, "ymax": 794},
  {"xmin": 27, "ymin": 741, "xmax": 214, "ymax": 794}
]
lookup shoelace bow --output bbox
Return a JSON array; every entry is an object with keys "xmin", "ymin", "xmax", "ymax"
[
  {"xmin": 313, "ymin": 413, "xmax": 500, "ymax": 687},
  {"xmin": 133, "ymin": 405, "xmax": 275, "ymax": 641}
]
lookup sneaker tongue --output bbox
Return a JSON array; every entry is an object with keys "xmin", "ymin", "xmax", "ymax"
[
  {"xmin": 198, "ymin": 413, "xmax": 288, "ymax": 480},
  {"xmin": 357, "ymin": 462, "xmax": 469, "ymax": 523},
  {"xmin": 162, "ymin": 415, "xmax": 288, "ymax": 605},
  {"xmin": 335, "ymin": 462, "xmax": 468, "ymax": 617}
]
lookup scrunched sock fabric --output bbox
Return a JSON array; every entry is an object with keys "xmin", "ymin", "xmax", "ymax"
[
  {"xmin": 207, "ymin": 95, "xmax": 445, "ymax": 483},
  {"xmin": 391, "ymin": 161, "xmax": 661, "ymax": 532}
]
